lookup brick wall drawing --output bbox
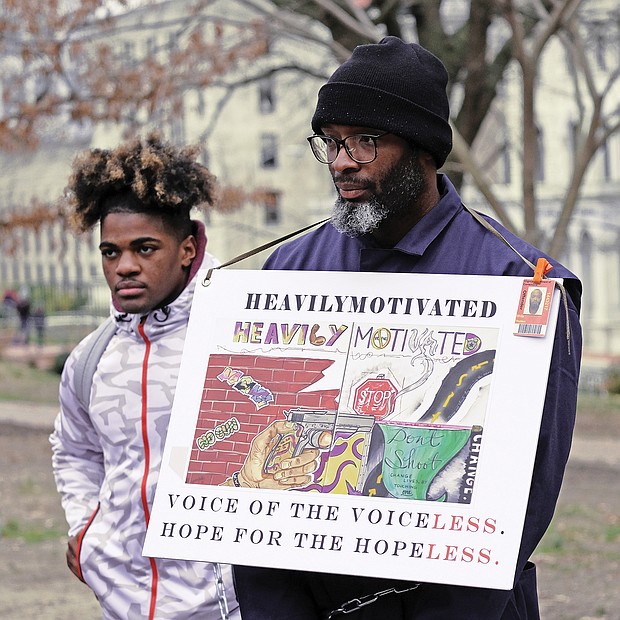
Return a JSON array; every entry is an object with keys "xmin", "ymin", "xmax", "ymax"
[{"xmin": 186, "ymin": 353, "xmax": 339, "ymax": 485}]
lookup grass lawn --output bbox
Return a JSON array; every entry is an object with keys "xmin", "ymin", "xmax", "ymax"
[{"xmin": 0, "ymin": 359, "xmax": 61, "ymax": 404}]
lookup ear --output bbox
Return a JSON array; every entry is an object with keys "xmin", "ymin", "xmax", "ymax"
[
  {"xmin": 180, "ymin": 235, "xmax": 197, "ymax": 268},
  {"xmin": 420, "ymin": 150, "xmax": 437, "ymax": 169}
]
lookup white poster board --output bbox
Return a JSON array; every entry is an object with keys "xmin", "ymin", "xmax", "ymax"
[{"xmin": 144, "ymin": 270, "xmax": 560, "ymax": 590}]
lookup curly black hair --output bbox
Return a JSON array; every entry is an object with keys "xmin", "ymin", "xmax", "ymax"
[{"xmin": 65, "ymin": 132, "xmax": 217, "ymax": 239}]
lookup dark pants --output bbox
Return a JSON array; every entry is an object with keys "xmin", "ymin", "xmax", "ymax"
[{"xmin": 233, "ymin": 563, "xmax": 540, "ymax": 619}]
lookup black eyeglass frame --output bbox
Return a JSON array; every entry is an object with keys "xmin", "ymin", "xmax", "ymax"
[{"xmin": 306, "ymin": 133, "xmax": 390, "ymax": 164}]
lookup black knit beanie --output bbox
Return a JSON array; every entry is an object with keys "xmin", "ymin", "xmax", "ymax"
[{"xmin": 311, "ymin": 36, "xmax": 452, "ymax": 167}]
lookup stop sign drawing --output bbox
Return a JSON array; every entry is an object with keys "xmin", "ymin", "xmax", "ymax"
[{"xmin": 353, "ymin": 375, "xmax": 399, "ymax": 418}]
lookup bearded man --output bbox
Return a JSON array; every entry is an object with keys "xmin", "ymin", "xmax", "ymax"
[{"xmin": 233, "ymin": 37, "xmax": 582, "ymax": 620}]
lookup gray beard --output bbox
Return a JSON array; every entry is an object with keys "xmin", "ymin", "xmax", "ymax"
[
  {"xmin": 331, "ymin": 196, "xmax": 390, "ymax": 237},
  {"xmin": 331, "ymin": 152, "xmax": 426, "ymax": 238}
]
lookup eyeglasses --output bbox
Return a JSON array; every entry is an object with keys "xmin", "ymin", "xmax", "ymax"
[{"xmin": 307, "ymin": 133, "xmax": 389, "ymax": 165}]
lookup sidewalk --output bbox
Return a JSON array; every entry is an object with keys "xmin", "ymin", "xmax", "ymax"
[
  {"xmin": 0, "ymin": 401, "xmax": 59, "ymax": 430},
  {"xmin": 0, "ymin": 400, "xmax": 618, "ymax": 469},
  {"xmin": 1, "ymin": 343, "xmax": 67, "ymax": 371}
]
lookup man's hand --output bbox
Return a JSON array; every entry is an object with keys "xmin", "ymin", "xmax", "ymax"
[
  {"xmin": 66, "ymin": 535, "xmax": 86, "ymax": 583},
  {"xmin": 238, "ymin": 420, "xmax": 331, "ymax": 490}
]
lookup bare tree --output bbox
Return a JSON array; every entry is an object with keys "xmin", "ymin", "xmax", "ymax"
[
  {"xmin": 0, "ymin": 0, "xmax": 331, "ymax": 238},
  {"xmin": 2, "ymin": 0, "xmax": 618, "ymax": 259},
  {"xmin": 549, "ymin": 3, "xmax": 620, "ymax": 258},
  {"xmin": 265, "ymin": 0, "xmax": 519, "ymax": 186},
  {"xmin": 262, "ymin": 0, "xmax": 619, "ymax": 257},
  {"xmin": 0, "ymin": 0, "xmax": 276, "ymax": 246},
  {"xmin": 0, "ymin": 0, "xmax": 269, "ymax": 150}
]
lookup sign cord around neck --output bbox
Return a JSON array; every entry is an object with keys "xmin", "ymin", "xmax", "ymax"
[
  {"xmin": 462, "ymin": 203, "xmax": 572, "ymax": 354},
  {"xmin": 202, "ymin": 218, "xmax": 329, "ymax": 287}
]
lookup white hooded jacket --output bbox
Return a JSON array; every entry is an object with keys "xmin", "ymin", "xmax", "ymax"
[{"xmin": 50, "ymin": 222, "xmax": 240, "ymax": 619}]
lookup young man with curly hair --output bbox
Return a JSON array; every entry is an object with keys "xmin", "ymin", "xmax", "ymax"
[{"xmin": 50, "ymin": 134, "xmax": 240, "ymax": 619}]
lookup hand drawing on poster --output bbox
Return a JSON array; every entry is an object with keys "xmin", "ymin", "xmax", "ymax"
[{"xmin": 186, "ymin": 320, "xmax": 497, "ymax": 507}]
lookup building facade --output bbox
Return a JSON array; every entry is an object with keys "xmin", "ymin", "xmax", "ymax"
[
  {"xmin": 462, "ymin": 2, "xmax": 620, "ymax": 383},
  {"xmin": 1, "ymin": 0, "xmax": 618, "ymax": 385}
]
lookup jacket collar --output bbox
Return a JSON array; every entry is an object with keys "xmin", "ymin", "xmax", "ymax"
[{"xmin": 357, "ymin": 174, "xmax": 461, "ymax": 257}]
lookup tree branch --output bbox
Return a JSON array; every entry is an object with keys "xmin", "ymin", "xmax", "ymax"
[{"xmin": 450, "ymin": 121, "xmax": 520, "ymax": 233}]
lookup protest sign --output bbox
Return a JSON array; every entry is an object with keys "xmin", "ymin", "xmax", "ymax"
[{"xmin": 144, "ymin": 270, "xmax": 561, "ymax": 590}]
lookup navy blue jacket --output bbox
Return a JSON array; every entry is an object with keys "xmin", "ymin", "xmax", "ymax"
[{"xmin": 234, "ymin": 175, "xmax": 582, "ymax": 619}]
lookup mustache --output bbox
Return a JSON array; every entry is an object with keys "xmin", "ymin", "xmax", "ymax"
[
  {"xmin": 115, "ymin": 280, "xmax": 145, "ymax": 290},
  {"xmin": 332, "ymin": 173, "xmax": 370, "ymax": 184},
  {"xmin": 332, "ymin": 173, "xmax": 377, "ymax": 194}
]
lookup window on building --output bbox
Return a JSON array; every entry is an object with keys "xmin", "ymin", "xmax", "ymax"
[
  {"xmin": 601, "ymin": 140, "xmax": 611, "ymax": 181},
  {"xmin": 123, "ymin": 40, "xmax": 135, "ymax": 62},
  {"xmin": 569, "ymin": 120, "xmax": 580, "ymax": 168},
  {"xmin": 594, "ymin": 30, "xmax": 607, "ymax": 71},
  {"xmin": 501, "ymin": 142, "xmax": 511, "ymax": 185},
  {"xmin": 145, "ymin": 37, "xmax": 156, "ymax": 58},
  {"xmin": 260, "ymin": 133, "xmax": 278, "ymax": 168},
  {"xmin": 168, "ymin": 32, "xmax": 178, "ymax": 54},
  {"xmin": 263, "ymin": 192, "xmax": 281, "ymax": 226},
  {"xmin": 580, "ymin": 229, "xmax": 593, "ymax": 316},
  {"xmin": 196, "ymin": 89, "xmax": 206, "ymax": 116},
  {"xmin": 259, "ymin": 77, "xmax": 275, "ymax": 114},
  {"xmin": 536, "ymin": 125, "xmax": 545, "ymax": 182}
]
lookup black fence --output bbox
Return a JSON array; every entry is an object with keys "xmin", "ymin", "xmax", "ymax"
[
  {"xmin": 2, "ymin": 281, "xmax": 108, "ymax": 317},
  {"xmin": 1, "ymin": 281, "xmax": 109, "ymax": 347}
]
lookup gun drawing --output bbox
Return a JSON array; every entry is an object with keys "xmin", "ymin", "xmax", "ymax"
[{"xmin": 263, "ymin": 408, "xmax": 376, "ymax": 474}]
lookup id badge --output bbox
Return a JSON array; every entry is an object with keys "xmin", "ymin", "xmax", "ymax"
[{"xmin": 514, "ymin": 279, "xmax": 555, "ymax": 337}]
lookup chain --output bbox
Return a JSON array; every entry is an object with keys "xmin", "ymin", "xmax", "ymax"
[
  {"xmin": 213, "ymin": 562, "xmax": 230, "ymax": 620},
  {"xmin": 326, "ymin": 583, "xmax": 420, "ymax": 618}
]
